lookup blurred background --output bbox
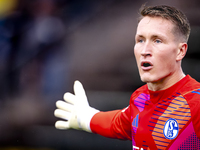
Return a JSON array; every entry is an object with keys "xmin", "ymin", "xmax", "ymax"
[{"xmin": 0, "ymin": 0, "xmax": 200, "ymax": 149}]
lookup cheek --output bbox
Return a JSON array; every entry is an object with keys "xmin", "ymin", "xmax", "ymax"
[
  {"xmin": 134, "ymin": 45, "xmax": 141, "ymax": 62},
  {"xmin": 157, "ymin": 54, "xmax": 175, "ymax": 71}
]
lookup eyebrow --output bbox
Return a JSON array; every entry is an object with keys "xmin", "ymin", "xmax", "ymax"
[
  {"xmin": 135, "ymin": 34, "xmax": 144, "ymax": 39},
  {"xmin": 135, "ymin": 33, "xmax": 167, "ymax": 41}
]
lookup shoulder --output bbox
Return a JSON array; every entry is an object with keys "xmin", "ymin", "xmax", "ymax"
[
  {"xmin": 182, "ymin": 76, "xmax": 200, "ymax": 137},
  {"xmin": 181, "ymin": 76, "xmax": 200, "ymax": 118},
  {"xmin": 181, "ymin": 75, "xmax": 200, "ymax": 94},
  {"xmin": 182, "ymin": 76, "xmax": 200, "ymax": 105},
  {"xmin": 130, "ymin": 84, "xmax": 149, "ymax": 100}
]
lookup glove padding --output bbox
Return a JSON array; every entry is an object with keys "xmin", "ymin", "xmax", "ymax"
[{"xmin": 54, "ymin": 80, "xmax": 99, "ymax": 132}]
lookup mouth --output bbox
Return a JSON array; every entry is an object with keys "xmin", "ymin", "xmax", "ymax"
[{"xmin": 141, "ymin": 61, "xmax": 153, "ymax": 71}]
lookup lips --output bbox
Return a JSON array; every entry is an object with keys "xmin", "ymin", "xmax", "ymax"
[{"xmin": 141, "ymin": 61, "xmax": 153, "ymax": 71}]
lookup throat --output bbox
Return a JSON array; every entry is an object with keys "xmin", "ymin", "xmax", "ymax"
[{"xmin": 147, "ymin": 73, "xmax": 186, "ymax": 91}]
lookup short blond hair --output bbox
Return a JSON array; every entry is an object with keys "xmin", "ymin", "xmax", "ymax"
[{"xmin": 139, "ymin": 5, "xmax": 191, "ymax": 42}]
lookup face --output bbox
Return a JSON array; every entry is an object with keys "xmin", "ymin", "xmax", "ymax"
[{"xmin": 134, "ymin": 16, "xmax": 183, "ymax": 85}]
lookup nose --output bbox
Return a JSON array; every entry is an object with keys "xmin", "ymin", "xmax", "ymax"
[{"xmin": 141, "ymin": 42, "xmax": 152, "ymax": 57}]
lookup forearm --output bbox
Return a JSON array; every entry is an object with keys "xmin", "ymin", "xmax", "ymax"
[{"xmin": 90, "ymin": 110, "xmax": 131, "ymax": 140}]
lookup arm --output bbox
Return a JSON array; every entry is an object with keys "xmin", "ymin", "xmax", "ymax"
[{"xmin": 91, "ymin": 107, "xmax": 132, "ymax": 140}]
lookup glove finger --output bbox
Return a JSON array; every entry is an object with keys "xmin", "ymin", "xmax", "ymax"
[
  {"xmin": 56, "ymin": 100, "xmax": 73, "ymax": 112},
  {"xmin": 74, "ymin": 80, "xmax": 89, "ymax": 105},
  {"xmin": 55, "ymin": 120, "xmax": 69, "ymax": 129},
  {"xmin": 54, "ymin": 109, "xmax": 71, "ymax": 120},
  {"xmin": 63, "ymin": 92, "xmax": 76, "ymax": 105}
]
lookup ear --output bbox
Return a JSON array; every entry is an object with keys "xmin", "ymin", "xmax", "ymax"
[{"xmin": 176, "ymin": 43, "xmax": 187, "ymax": 61}]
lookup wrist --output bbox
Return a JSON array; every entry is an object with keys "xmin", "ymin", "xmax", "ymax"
[{"xmin": 79, "ymin": 107, "xmax": 100, "ymax": 132}]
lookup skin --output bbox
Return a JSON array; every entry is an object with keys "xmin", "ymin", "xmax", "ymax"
[{"xmin": 134, "ymin": 16, "xmax": 187, "ymax": 91}]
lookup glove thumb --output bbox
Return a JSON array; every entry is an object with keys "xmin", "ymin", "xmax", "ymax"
[{"xmin": 74, "ymin": 80, "xmax": 89, "ymax": 106}]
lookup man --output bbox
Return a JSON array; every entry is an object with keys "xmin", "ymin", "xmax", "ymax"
[{"xmin": 54, "ymin": 5, "xmax": 200, "ymax": 150}]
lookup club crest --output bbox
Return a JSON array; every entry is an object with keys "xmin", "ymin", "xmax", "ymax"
[{"xmin": 163, "ymin": 118, "xmax": 179, "ymax": 140}]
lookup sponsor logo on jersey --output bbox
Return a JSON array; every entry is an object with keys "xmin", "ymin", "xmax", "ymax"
[{"xmin": 163, "ymin": 118, "xmax": 179, "ymax": 140}]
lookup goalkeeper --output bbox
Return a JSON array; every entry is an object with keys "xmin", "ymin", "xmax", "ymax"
[{"xmin": 54, "ymin": 5, "xmax": 200, "ymax": 150}]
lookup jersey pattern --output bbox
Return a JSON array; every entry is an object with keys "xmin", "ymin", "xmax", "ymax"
[
  {"xmin": 130, "ymin": 76, "xmax": 200, "ymax": 150},
  {"xmin": 90, "ymin": 75, "xmax": 200, "ymax": 150}
]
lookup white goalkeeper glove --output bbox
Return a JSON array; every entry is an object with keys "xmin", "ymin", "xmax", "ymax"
[{"xmin": 54, "ymin": 80, "xmax": 99, "ymax": 132}]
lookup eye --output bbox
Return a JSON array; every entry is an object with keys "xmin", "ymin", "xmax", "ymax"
[
  {"xmin": 139, "ymin": 39, "xmax": 143, "ymax": 43},
  {"xmin": 155, "ymin": 39, "xmax": 162, "ymax": 43},
  {"xmin": 137, "ymin": 39, "xmax": 144, "ymax": 43}
]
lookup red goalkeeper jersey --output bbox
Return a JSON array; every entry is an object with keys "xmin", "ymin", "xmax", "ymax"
[{"xmin": 90, "ymin": 75, "xmax": 200, "ymax": 150}]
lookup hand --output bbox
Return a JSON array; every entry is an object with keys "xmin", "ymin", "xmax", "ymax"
[{"xmin": 54, "ymin": 80, "xmax": 99, "ymax": 132}]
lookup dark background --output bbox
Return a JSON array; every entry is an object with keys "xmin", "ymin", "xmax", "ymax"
[{"xmin": 0, "ymin": 0, "xmax": 200, "ymax": 149}]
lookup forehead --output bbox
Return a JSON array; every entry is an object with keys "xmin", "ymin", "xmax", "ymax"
[{"xmin": 136, "ymin": 16, "xmax": 175, "ymax": 37}]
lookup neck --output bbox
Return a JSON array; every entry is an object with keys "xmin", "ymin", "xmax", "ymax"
[{"xmin": 147, "ymin": 69, "xmax": 186, "ymax": 91}]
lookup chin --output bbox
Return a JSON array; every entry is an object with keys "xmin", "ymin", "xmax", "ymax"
[
  {"xmin": 140, "ymin": 76, "xmax": 151, "ymax": 83},
  {"xmin": 140, "ymin": 74, "xmax": 157, "ymax": 83}
]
